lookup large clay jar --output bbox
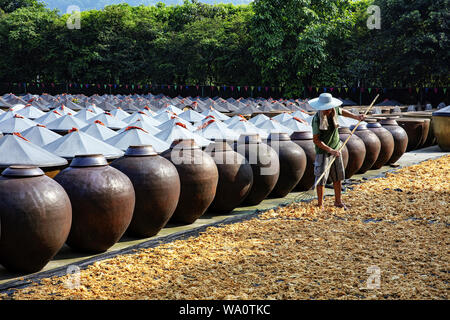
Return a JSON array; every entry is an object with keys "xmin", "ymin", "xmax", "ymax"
[
  {"xmin": 432, "ymin": 107, "xmax": 450, "ymax": 151},
  {"xmin": 396, "ymin": 118, "xmax": 426, "ymax": 151},
  {"xmin": 380, "ymin": 117, "xmax": 409, "ymax": 164},
  {"xmin": 234, "ymin": 134, "xmax": 280, "ymax": 206},
  {"xmin": 0, "ymin": 166, "xmax": 72, "ymax": 273},
  {"xmin": 350, "ymin": 124, "xmax": 381, "ymax": 174},
  {"xmin": 338, "ymin": 127, "xmax": 366, "ymax": 179},
  {"xmin": 341, "ymin": 143, "xmax": 349, "ymax": 171},
  {"xmin": 291, "ymin": 131, "xmax": 316, "ymax": 191},
  {"xmin": 54, "ymin": 154, "xmax": 135, "ymax": 253},
  {"xmin": 207, "ymin": 140, "xmax": 253, "ymax": 213},
  {"xmin": 419, "ymin": 118, "xmax": 431, "ymax": 148},
  {"xmin": 366, "ymin": 120, "xmax": 395, "ymax": 169},
  {"xmin": 267, "ymin": 132, "xmax": 306, "ymax": 198},
  {"xmin": 161, "ymin": 139, "xmax": 218, "ymax": 224},
  {"xmin": 110, "ymin": 145, "xmax": 181, "ymax": 238}
]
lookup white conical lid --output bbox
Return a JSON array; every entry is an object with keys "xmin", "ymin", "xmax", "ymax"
[
  {"xmin": 157, "ymin": 117, "xmax": 196, "ymax": 132},
  {"xmin": 105, "ymin": 127, "xmax": 170, "ymax": 153},
  {"xmin": 0, "ymin": 115, "xmax": 38, "ymax": 134},
  {"xmin": 16, "ymin": 105, "xmax": 46, "ymax": 119},
  {"xmin": 195, "ymin": 119, "xmax": 240, "ymax": 141},
  {"xmin": 123, "ymin": 111, "xmax": 161, "ymax": 126},
  {"xmin": 177, "ymin": 109, "xmax": 206, "ymax": 123},
  {"xmin": 80, "ymin": 121, "xmax": 119, "ymax": 141},
  {"xmin": 248, "ymin": 114, "xmax": 270, "ymax": 126},
  {"xmin": 0, "ymin": 133, "xmax": 68, "ymax": 168},
  {"xmin": 109, "ymin": 107, "xmax": 130, "ymax": 120},
  {"xmin": 116, "ymin": 120, "xmax": 161, "ymax": 135},
  {"xmin": 21, "ymin": 125, "xmax": 62, "ymax": 147},
  {"xmin": 256, "ymin": 119, "xmax": 293, "ymax": 135},
  {"xmin": 43, "ymin": 129, "xmax": 124, "ymax": 160},
  {"xmin": 34, "ymin": 110, "xmax": 63, "ymax": 125},
  {"xmin": 46, "ymin": 114, "xmax": 88, "ymax": 132},
  {"xmin": 88, "ymin": 112, "xmax": 127, "ymax": 130},
  {"xmin": 156, "ymin": 123, "xmax": 212, "ymax": 148}
]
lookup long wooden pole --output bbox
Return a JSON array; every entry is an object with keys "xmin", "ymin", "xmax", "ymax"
[{"xmin": 312, "ymin": 94, "xmax": 379, "ymax": 190}]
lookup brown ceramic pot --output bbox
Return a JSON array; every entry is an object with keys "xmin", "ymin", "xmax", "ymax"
[
  {"xmin": 396, "ymin": 118, "xmax": 426, "ymax": 151},
  {"xmin": 267, "ymin": 133, "xmax": 306, "ymax": 198},
  {"xmin": 206, "ymin": 140, "xmax": 253, "ymax": 213},
  {"xmin": 380, "ymin": 118, "xmax": 409, "ymax": 164},
  {"xmin": 338, "ymin": 127, "xmax": 366, "ymax": 179},
  {"xmin": 0, "ymin": 166, "xmax": 72, "ymax": 273},
  {"xmin": 54, "ymin": 154, "xmax": 135, "ymax": 253},
  {"xmin": 234, "ymin": 134, "xmax": 280, "ymax": 206},
  {"xmin": 366, "ymin": 120, "xmax": 395, "ymax": 169},
  {"xmin": 161, "ymin": 139, "xmax": 219, "ymax": 224},
  {"xmin": 110, "ymin": 145, "xmax": 181, "ymax": 238},
  {"xmin": 291, "ymin": 131, "xmax": 316, "ymax": 191},
  {"xmin": 350, "ymin": 124, "xmax": 381, "ymax": 174}
]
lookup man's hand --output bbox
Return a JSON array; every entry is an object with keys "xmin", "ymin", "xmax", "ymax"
[
  {"xmin": 330, "ymin": 149, "xmax": 341, "ymax": 158},
  {"xmin": 357, "ymin": 114, "xmax": 366, "ymax": 122}
]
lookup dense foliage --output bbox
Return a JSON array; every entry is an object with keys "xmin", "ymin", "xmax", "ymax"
[{"xmin": 0, "ymin": 0, "xmax": 448, "ymax": 97}]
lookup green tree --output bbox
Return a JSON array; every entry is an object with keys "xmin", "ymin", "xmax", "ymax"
[
  {"xmin": 0, "ymin": 5, "xmax": 58, "ymax": 82},
  {"xmin": 369, "ymin": 0, "xmax": 450, "ymax": 88},
  {"xmin": 249, "ymin": 0, "xmax": 355, "ymax": 97},
  {"xmin": 0, "ymin": 0, "xmax": 43, "ymax": 13}
]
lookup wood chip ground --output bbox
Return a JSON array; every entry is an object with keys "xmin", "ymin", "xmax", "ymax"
[{"xmin": 1, "ymin": 155, "xmax": 449, "ymax": 300}]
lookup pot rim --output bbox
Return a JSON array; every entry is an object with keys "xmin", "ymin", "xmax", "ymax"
[
  {"xmin": 2, "ymin": 166, "xmax": 45, "ymax": 177},
  {"xmin": 70, "ymin": 154, "xmax": 108, "ymax": 167}
]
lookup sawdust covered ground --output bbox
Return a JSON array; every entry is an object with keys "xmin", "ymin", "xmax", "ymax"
[{"xmin": 1, "ymin": 155, "xmax": 449, "ymax": 300}]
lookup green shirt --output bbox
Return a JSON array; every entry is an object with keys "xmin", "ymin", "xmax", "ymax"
[{"xmin": 311, "ymin": 107, "xmax": 342, "ymax": 154}]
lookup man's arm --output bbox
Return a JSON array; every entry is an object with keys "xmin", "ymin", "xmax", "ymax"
[
  {"xmin": 341, "ymin": 109, "xmax": 366, "ymax": 122},
  {"xmin": 313, "ymin": 134, "xmax": 341, "ymax": 157}
]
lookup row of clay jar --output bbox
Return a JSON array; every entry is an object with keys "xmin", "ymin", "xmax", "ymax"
[{"xmin": 0, "ymin": 118, "xmax": 409, "ymax": 274}]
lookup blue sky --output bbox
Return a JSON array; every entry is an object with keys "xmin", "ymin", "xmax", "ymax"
[{"xmin": 43, "ymin": 1, "xmax": 254, "ymax": 13}]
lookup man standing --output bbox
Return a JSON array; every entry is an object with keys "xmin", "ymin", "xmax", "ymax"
[{"xmin": 309, "ymin": 93, "xmax": 365, "ymax": 210}]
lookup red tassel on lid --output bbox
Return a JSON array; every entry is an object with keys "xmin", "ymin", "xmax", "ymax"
[
  {"xmin": 14, "ymin": 114, "xmax": 24, "ymax": 119},
  {"xmin": 25, "ymin": 104, "xmax": 32, "ymax": 107},
  {"xmin": 53, "ymin": 110, "xmax": 62, "ymax": 116},
  {"xmin": 105, "ymin": 112, "xmax": 113, "ymax": 116},
  {"xmin": 205, "ymin": 115, "xmax": 215, "ymax": 120},
  {"xmin": 293, "ymin": 117, "xmax": 307, "ymax": 124},
  {"xmin": 197, "ymin": 119, "xmax": 215, "ymax": 130},
  {"xmin": 94, "ymin": 120, "xmax": 105, "ymax": 126},
  {"xmin": 124, "ymin": 126, "xmax": 148, "ymax": 134},
  {"xmin": 144, "ymin": 106, "xmax": 151, "ymax": 110},
  {"xmin": 68, "ymin": 127, "xmax": 79, "ymax": 133},
  {"xmin": 36, "ymin": 124, "xmax": 46, "ymax": 128},
  {"xmin": 87, "ymin": 109, "xmax": 94, "ymax": 113},
  {"xmin": 13, "ymin": 132, "xmax": 30, "ymax": 142},
  {"xmin": 175, "ymin": 122, "xmax": 187, "ymax": 129},
  {"xmin": 138, "ymin": 111, "xmax": 146, "ymax": 115}
]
